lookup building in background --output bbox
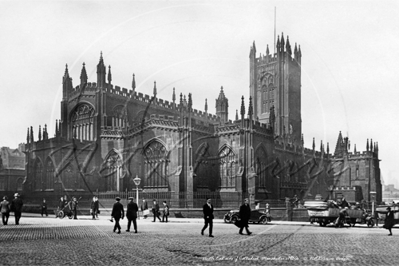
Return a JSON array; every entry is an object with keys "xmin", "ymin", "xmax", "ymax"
[
  {"xmin": 23, "ymin": 31, "xmax": 382, "ymax": 207},
  {"xmin": 383, "ymin": 184, "xmax": 399, "ymax": 203},
  {"xmin": 0, "ymin": 145, "xmax": 26, "ymax": 195}
]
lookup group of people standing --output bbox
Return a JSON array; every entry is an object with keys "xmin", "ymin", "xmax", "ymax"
[
  {"xmin": 110, "ymin": 197, "xmax": 170, "ymax": 234},
  {"xmin": 1, "ymin": 193, "xmax": 24, "ymax": 225},
  {"xmin": 57, "ymin": 195, "xmax": 79, "ymax": 219}
]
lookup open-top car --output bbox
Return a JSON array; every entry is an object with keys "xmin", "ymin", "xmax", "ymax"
[{"xmin": 224, "ymin": 209, "xmax": 271, "ymax": 224}]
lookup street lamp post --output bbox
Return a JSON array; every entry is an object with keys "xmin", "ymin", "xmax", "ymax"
[
  {"xmin": 370, "ymin": 191, "xmax": 376, "ymax": 217},
  {"xmin": 133, "ymin": 175, "xmax": 141, "ymax": 208}
]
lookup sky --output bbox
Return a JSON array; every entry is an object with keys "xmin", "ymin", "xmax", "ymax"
[{"xmin": 0, "ymin": 1, "xmax": 398, "ymax": 186}]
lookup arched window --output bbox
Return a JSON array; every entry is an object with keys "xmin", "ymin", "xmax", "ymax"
[
  {"xmin": 34, "ymin": 159, "xmax": 43, "ymax": 191},
  {"xmin": 219, "ymin": 146, "xmax": 236, "ymax": 188},
  {"xmin": 102, "ymin": 151, "xmax": 123, "ymax": 192},
  {"xmin": 112, "ymin": 105, "xmax": 128, "ymax": 128},
  {"xmin": 261, "ymin": 85, "xmax": 267, "ymax": 113},
  {"xmin": 45, "ymin": 159, "xmax": 54, "ymax": 190},
  {"xmin": 71, "ymin": 103, "xmax": 95, "ymax": 141},
  {"xmin": 268, "ymin": 83, "xmax": 274, "ymax": 102},
  {"xmin": 143, "ymin": 141, "xmax": 169, "ymax": 188},
  {"xmin": 194, "ymin": 143, "xmax": 211, "ymax": 190}
]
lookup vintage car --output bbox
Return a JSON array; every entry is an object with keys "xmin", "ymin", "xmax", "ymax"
[{"xmin": 223, "ymin": 209, "xmax": 271, "ymax": 224}]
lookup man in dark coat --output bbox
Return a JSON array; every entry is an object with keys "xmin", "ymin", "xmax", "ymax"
[
  {"xmin": 384, "ymin": 206, "xmax": 395, "ymax": 236},
  {"xmin": 71, "ymin": 197, "xmax": 79, "ymax": 220},
  {"xmin": 126, "ymin": 197, "xmax": 139, "ymax": 233},
  {"xmin": 11, "ymin": 193, "xmax": 23, "ymax": 225},
  {"xmin": 111, "ymin": 197, "xmax": 124, "ymax": 234},
  {"xmin": 201, "ymin": 198, "xmax": 214, "ymax": 237},
  {"xmin": 152, "ymin": 199, "xmax": 161, "ymax": 222},
  {"xmin": 239, "ymin": 198, "xmax": 252, "ymax": 235}
]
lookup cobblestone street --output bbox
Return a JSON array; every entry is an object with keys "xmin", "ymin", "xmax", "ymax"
[{"xmin": 1, "ymin": 215, "xmax": 399, "ymax": 265}]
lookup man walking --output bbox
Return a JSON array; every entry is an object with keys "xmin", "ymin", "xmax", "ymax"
[
  {"xmin": 111, "ymin": 197, "xmax": 124, "ymax": 234},
  {"xmin": 201, "ymin": 198, "xmax": 214, "ymax": 237},
  {"xmin": 162, "ymin": 201, "xmax": 169, "ymax": 223},
  {"xmin": 126, "ymin": 197, "xmax": 139, "ymax": 233},
  {"xmin": 12, "ymin": 193, "xmax": 23, "ymax": 225},
  {"xmin": 239, "ymin": 198, "xmax": 252, "ymax": 235},
  {"xmin": 152, "ymin": 199, "xmax": 161, "ymax": 222}
]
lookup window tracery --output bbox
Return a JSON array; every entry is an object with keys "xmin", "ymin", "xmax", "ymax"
[
  {"xmin": 219, "ymin": 146, "xmax": 236, "ymax": 188},
  {"xmin": 103, "ymin": 151, "xmax": 123, "ymax": 191},
  {"xmin": 71, "ymin": 103, "xmax": 95, "ymax": 141},
  {"xmin": 143, "ymin": 141, "xmax": 168, "ymax": 188}
]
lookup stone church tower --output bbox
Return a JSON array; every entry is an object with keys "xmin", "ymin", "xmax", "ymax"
[{"xmin": 249, "ymin": 33, "xmax": 302, "ymax": 143}]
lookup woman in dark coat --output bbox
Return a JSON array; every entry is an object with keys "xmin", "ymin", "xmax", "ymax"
[{"xmin": 384, "ymin": 207, "xmax": 395, "ymax": 236}]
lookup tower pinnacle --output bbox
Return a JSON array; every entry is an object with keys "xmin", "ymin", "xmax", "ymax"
[{"xmin": 132, "ymin": 74, "xmax": 136, "ymax": 91}]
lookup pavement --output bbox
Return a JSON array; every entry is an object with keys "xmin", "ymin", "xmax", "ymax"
[
  {"xmin": 20, "ymin": 212, "xmax": 378, "ymax": 227},
  {"xmin": 1, "ymin": 213, "xmax": 398, "ymax": 265}
]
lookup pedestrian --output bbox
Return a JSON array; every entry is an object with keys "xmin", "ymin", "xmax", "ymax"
[
  {"xmin": 238, "ymin": 198, "xmax": 252, "ymax": 235},
  {"xmin": 383, "ymin": 207, "xmax": 395, "ymax": 236},
  {"xmin": 201, "ymin": 198, "xmax": 214, "ymax": 237},
  {"xmin": 292, "ymin": 195, "xmax": 299, "ymax": 208},
  {"xmin": 11, "ymin": 193, "xmax": 23, "ymax": 225},
  {"xmin": 1, "ymin": 196, "xmax": 10, "ymax": 225},
  {"xmin": 265, "ymin": 203, "xmax": 271, "ymax": 222},
  {"xmin": 41, "ymin": 198, "xmax": 48, "ymax": 217},
  {"xmin": 162, "ymin": 201, "xmax": 169, "ymax": 223},
  {"xmin": 95, "ymin": 197, "xmax": 100, "ymax": 218},
  {"xmin": 71, "ymin": 197, "xmax": 79, "ymax": 219},
  {"xmin": 91, "ymin": 196, "xmax": 99, "ymax": 220},
  {"xmin": 141, "ymin": 198, "xmax": 149, "ymax": 219},
  {"xmin": 152, "ymin": 199, "xmax": 161, "ymax": 222},
  {"xmin": 126, "ymin": 197, "xmax": 138, "ymax": 233},
  {"xmin": 111, "ymin": 197, "xmax": 124, "ymax": 234}
]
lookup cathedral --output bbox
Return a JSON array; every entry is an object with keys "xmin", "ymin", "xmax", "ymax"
[{"xmin": 23, "ymin": 32, "xmax": 382, "ymax": 207}]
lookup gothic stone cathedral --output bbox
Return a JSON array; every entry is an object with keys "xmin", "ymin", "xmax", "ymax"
[{"xmin": 24, "ymin": 33, "xmax": 382, "ymax": 206}]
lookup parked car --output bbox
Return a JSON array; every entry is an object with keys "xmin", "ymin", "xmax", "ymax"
[{"xmin": 224, "ymin": 209, "xmax": 271, "ymax": 224}]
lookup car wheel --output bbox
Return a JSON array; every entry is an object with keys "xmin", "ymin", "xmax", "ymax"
[
  {"xmin": 261, "ymin": 217, "xmax": 268, "ymax": 224},
  {"xmin": 231, "ymin": 216, "xmax": 238, "ymax": 223},
  {"xmin": 224, "ymin": 216, "xmax": 230, "ymax": 223}
]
